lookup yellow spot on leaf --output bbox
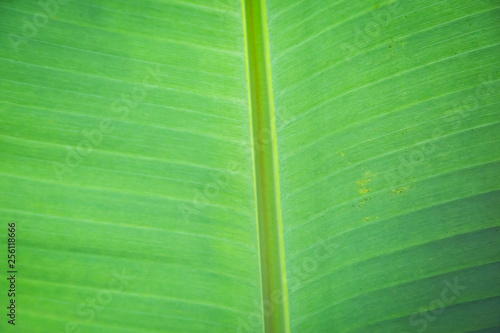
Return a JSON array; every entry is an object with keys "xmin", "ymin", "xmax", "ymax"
[{"xmin": 357, "ymin": 171, "xmax": 375, "ymax": 195}]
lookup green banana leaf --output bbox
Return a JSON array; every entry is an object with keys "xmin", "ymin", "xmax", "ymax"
[{"xmin": 0, "ymin": 0, "xmax": 499, "ymax": 332}]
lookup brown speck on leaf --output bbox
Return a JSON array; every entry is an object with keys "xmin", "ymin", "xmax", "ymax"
[{"xmin": 391, "ymin": 186, "xmax": 410, "ymax": 194}]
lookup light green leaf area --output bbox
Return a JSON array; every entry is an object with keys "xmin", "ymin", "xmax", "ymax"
[
  {"xmin": 0, "ymin": 1, "xmax": 263, "ymax": 332},
  {"xmin": 0, "ymin": 0, "xmax": 499, "ymax": 332}
]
